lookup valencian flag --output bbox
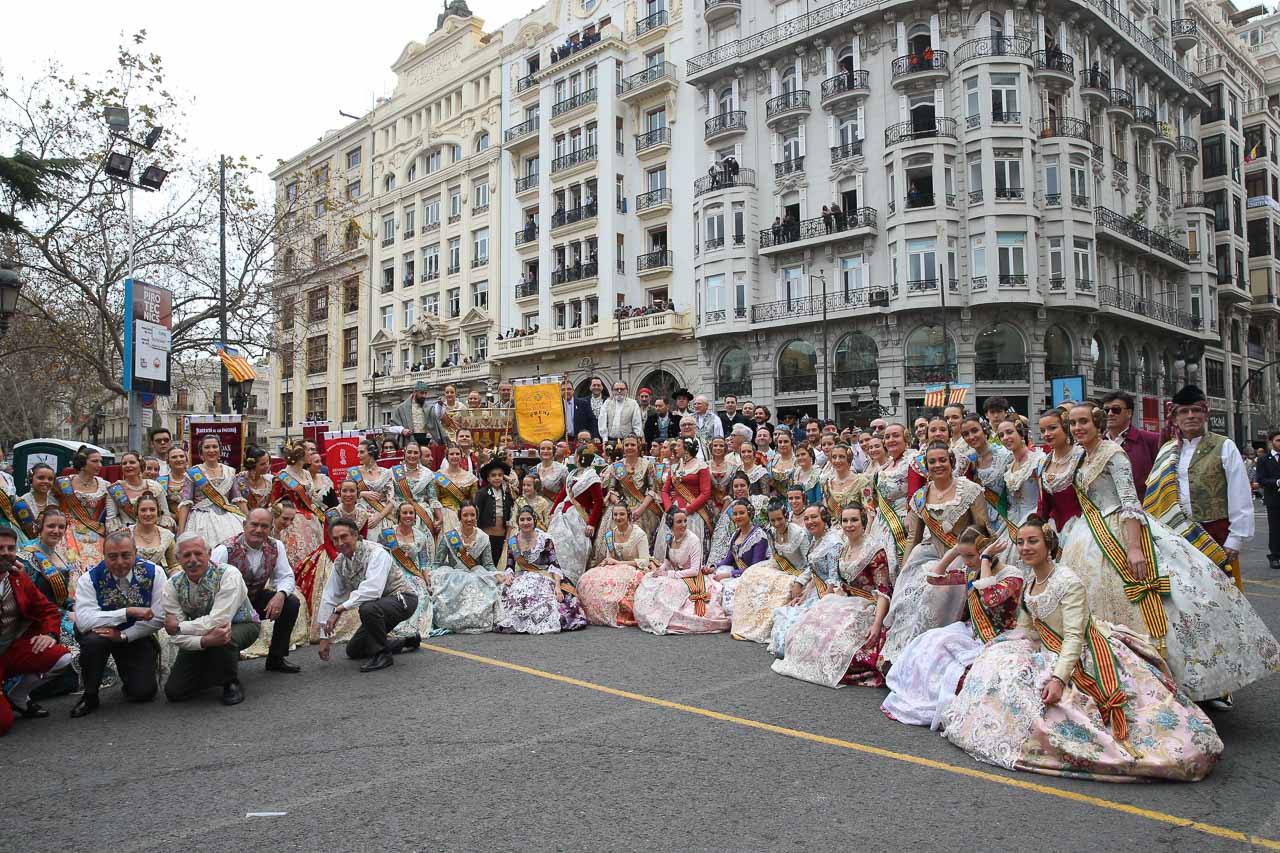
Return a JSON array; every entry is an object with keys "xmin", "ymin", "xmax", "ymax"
[
  {"xmin": 216, "ymin": 343, "xmax": 257, "ymax": 382},
  {"xmin": 923, "ymin": 383, "xmax": 971, "ymax": 409}
]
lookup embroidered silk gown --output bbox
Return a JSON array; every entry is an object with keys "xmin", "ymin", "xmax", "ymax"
[
  {"xmin": 633, "ymin": 532, "xmax": 731, "ymax": 635},
  {"xmin": 430, "ymin": 530, "xmax": 500, "ymax": 633},
  {"xmin": 131, "ymin": 526, "xmax": 181, "ymax": 576},
  {"xmin": 181, "ymin": 464, "xmax": 245, "ymax": 548},
  {"xmin": 383, "ymin": 527, "xmax": 438, "ymax": 639},
  {"xmin": 1057, "ymin": 440, "xmax": 1280, "ymax": 701},
  {"xmin": 1003, "ymin": 449, "xmax": 1046, "ymax": 528},
  {"xmin": 535, "ymin": 461, "xmax": 569, "ymax": 504},
  {"xmin": 434, "ymin": 467, "xmax": 479, "ymax": 535},
  {"xmin": 942, "ymin": 565, "xmax": 1223, "ymax": 782},
  {"xmin": 547, "ymin": 468, "xmax": 604, "ymax": 584},
  {"xmin": 657, "ymin": 460, "xmax": 714, "ymax": 558},
  {"xmin": 728, "ymin": 522, "xmax": 812, "ymax": 644},
  {"xmin": 578, "ymin": 524, "xmax": 650, "ymax": 627},
  {"xmin": 714, "ymin": 525, "xmax": 769, "ymax": 616},
  {"xmin": 57, "ymin": 475, "xmax": 110, "ymax": 573},
  {"xmin": 349, "ymin": 465, "xmax": 396, "ymax": 542},
  {"xmin": 767, "ymin": 529, "xmax": 844, "ymax": 657},
  {"xmin": 234, "ymin": 473, "xmax": 274, "ymax": 513},
  {"xmin": 772, "ymin": 540, "xmax": 895, "ymax": 688},
  {"xmin": 270, "ymin": 469, "xmax": 326, "ymax": 568},
  {"xmin": 105, "ymin": 479, "xmax": 171, "ymax": 533},
  {"xmin": 1037, "ymin": 448, "xmax": 1084, "ymax": 533},
  {"xmin": 301, "ymin": 506, "xmax": 369, "ymax": 643},
  {"xmin": 392, "ymin": 464, "xmax": 439, "ymax": 539},
  {"xmin": 868, "ymin": 454, "xmax": 912, "ymax": 573},
  {"xmin": 600, "ymin": 459, "xmax": 662, "ymax": 541},
  {"xmin": 707, "ymin": 495, "xmax": 770, "ymax": 568},
  {"xmin": 496, "ymin": 530, "xmax": 587, "ymax": 634}
]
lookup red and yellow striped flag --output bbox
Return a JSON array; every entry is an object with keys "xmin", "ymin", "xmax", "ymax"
[{"xmin": 216, "ymin": 343, "xmax": 257, "ymax": 383}]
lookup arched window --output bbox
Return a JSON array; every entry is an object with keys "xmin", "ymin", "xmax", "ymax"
[
  {"xmin": 780, "ymin": 66, "xmax": 799, "ymax": 95},
  {"xmin": 833, "ymin": 333, "xmax": 878, "ymax": 387},
  {"xmin": 717, "ymin": 86, "xmax": 735, "ymax": 115},
  {"xmin": 1117, "ymin": 339, "xmax": 1135, "ymax": 390},
  {"xmin": 904, "ymin": 326, "xmax": 956, "ymax": 384},
  {"xmin": 407, "ymin": 163, "xmax": 417, "ymax": 182},
  {"xmin": 717, "ymin": 347, "xmax": 753, "ymax": 398},
  {"xmin": 640, "ymin": 369, "xmax": 681, "ymax": 404},
  {"xmin": 908, "ymin": 23, "xmax": 933, "ymax": 56},
  {"xmin": 989, "ymin": 11, "xmax": 1004, "ymax": 39},
  {"xmin": 475, "ymin": 131, "xmax": 490, "ymax": 153},
  {"xmin": 975, "ymin": 323, "xmax": 1027, "ymax": 381},
  {"xmin": 1045, "ymin": 325, "xmax": 1073, "ymax": 378},
  {"xmin": 384, "ymin": 174, "xmax": 396, "ymax": 192},
  {"xmin": 776, "ymin": 340, "xmax": 818, "ymax": 393},
  {"xmin": 1091, "ymin": 334, "xmax": 1110, "ymax": 387},
  {"xmin": 282, "ymin": 248, "xmax": 295, "ymax": 273}
]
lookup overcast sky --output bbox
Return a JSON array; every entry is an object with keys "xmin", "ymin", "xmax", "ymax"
[{"xmin": 3, "ymin": 0, "xmax": 537, "ymax": 172}]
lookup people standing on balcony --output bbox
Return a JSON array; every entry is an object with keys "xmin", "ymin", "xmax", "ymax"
[
  {"xmin": 821, "ymin": 206, "xmax": 834, "ymax": 233},
  {"xmin": 523, "ymin": 212, "xmax": 536, "ymax": 243},
  {"xmin": 830, "ymin": 201, "xmax": 844, "ymax": 231},
  {"xmin": 1100, "ymin": 391, "xmax": 1160, "ymax": 498},
  {"xmin": 771, "ymin": 217, "xmax": 783, "ymax": 244}
]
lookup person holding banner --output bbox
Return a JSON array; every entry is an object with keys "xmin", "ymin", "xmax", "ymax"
[
  {"xmin": 429, "ymin": 503, "xmax": 500, "ymax": 633},
  {"xmin": 434, "ymin": 445, "xmax": 480, "ymax": 535},
  {"xmin": 178, "ymin": 436, "xmax": 247, "ymax": 548},
  {"xmin": 380, "ymin": 504, "xmax": 438, "ymax": 642},
  {"xmin": 392, "ymin": 442, "xmax": 442, "ymax": 539},
  {"xmin": 105, "ymin": 451, "xmax": 171, "ymax": 533},
  {"xmin": 57, "ymin": 448, "xmax": 110, "ymax": 574},
  {"xmin": 1056, "ymin": 402, "xmax": 1280, "ymax": 706},
  {"xmin": 350, "ymin": 440, "xmax": 396, "ymax": 543}
]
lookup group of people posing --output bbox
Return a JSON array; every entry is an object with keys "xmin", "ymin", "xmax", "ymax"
[{"xmin": 1, "ymin": 383, "xmax": 1276, "ymax": 786}]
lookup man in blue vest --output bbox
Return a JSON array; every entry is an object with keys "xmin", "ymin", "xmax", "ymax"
[{"xmin": 71, "ymin": 530, "xmax": 167, "ymax": 718}]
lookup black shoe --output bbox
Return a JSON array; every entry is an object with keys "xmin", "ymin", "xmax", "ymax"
[
  {"xmin": 1270, "ymin": 559, "xmax": 1280, "ymax": 571},
  {"xmin": 399, "ymin": 634, "xmax": 421, "ymax": 653},
  {"xmin": 265, "ymin": 657, "xmax": 302, "ymax": 674},
  {"xmin": 7, "ymin": 697, "xmax": 49, "ymax": 719},
  {"xmin": 221, "ymin": 681, "xmax": 245, "ymax": 706},
  {"xmin": 70, "ymin": 696, "xmax": 99, "ymax": 718},
  {"xmin": 360, "ymin": 650, "xmax": 395, "ymax": 672}
]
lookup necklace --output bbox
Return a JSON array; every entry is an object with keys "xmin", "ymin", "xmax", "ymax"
[{"xmin": 1031, "ymin": 562, "xmax": 1057, "ymax": 591}]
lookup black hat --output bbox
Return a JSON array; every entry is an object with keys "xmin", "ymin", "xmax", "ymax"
[
  {"xmin": 479, "ymin": 459, "xmax": 511, "ymax": 481},
  {"xmin": 1171, "ymin": 385, "xmax": 1207, "ymax": 407},
  {"xmin": 673, "ymin": 387, "xmax": 692, "ymax": 402}
]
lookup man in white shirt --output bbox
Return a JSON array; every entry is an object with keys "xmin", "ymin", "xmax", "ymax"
[
  {"xmin": 691, "ymin": 395, "xmax": 724, "ymax": 442},
  {"xmin": 160, "ymin": 532, "xmax": 261, "ymax": 706},
  {"xmin": 600, "ymin": 380, "xmax": 643, "ymax": 442},
  {"xmin": 317, "ymin": 518, "xmax": 419, "ymax": 672},
  {"xmin": 211, "ymin": 509, "xmax": 301, "ymax": 674},
  {"xmin": 71, "ymin": 530, "xmax": 166, "ymax": 717}
]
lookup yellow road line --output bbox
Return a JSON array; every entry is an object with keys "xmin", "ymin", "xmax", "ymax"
[{"xmin": 422, "ymin": 642, "xmax": 1280, "ymax": 851}]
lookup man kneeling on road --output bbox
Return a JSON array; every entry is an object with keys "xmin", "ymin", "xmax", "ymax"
[
  {"xmin": 71, "ymin": 531, "xmax": 166, "ymax": 718},
  {"xmin": 317, "ymin": 518, "xmax": 420, "ymax": 672},
  {"xmin": 212, "ymin": 508, "xmax": 302, "ymax": 674}
]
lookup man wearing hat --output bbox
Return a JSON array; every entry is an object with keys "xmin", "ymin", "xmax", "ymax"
[
  {"xmin": 476, "ymin": 458, "xmax": 516, "ymax": 562},
  {"xmin": 636, "ymin": 387, "xmax": 653, "ymax": 425},
  {"xmin": 1148, "ymin": 385, "xmax": 1252, "ymax": 594},
  {"xmin": 671, "ymin": 388, "xmax": 693, "ymax": 419},
  {"xmin": 390, "ymin": 382, "xmax": 445, "ymax": 446}
]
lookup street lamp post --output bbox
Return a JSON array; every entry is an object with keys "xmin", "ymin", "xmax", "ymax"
[{"xmin": 0, "ymin": 260, "xmax": 23, "ymax": 337}]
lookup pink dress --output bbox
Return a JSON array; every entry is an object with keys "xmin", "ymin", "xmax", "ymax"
[{"xmin": 633, "ymin": 532, "xmax": 730, "ymax": 635}]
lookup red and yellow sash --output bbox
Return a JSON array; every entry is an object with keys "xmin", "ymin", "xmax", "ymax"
[
  {"xmin": 445, "ymin": 530, "xmax": 479, "ymax": 569},
  {"xmin": 1074, "ymin": 485, "xmax": 1169, "ymax": 641},
  {"xmin": 108, "ymin": 482, "xmax": 140, "ymax": 522},
  {"xmin": 190, "ymin": 467, "xmax": 245, "ymax": 518},
  {"xmin": 967, "ymin": 587, "xmax": 1000, "ymax": 643},
  {"xmin": 55, "ymin": 477, "xmax": 106, "ymax": 536},
  {"xmin": 0, "ymin": 489, "xmax": 22, "ymax": 532},
  {"xmin": 379, "ymin": 527, "xmax": 430, "ymax": 585},
  {"xmin": 874, "ymin": 480, "xmax": 908, "ymax": 556},
  {"xmin": 509, "ymin": 536, "xmax": 577, "ymax": 597},
  {"xmin": 435, "ymin": 471, "xmax": 468, "ymax": 508},
  {"xmin": 348, "ymin": 467, "xmax": 390, "ymax": 517},
  {"xmin": 276, "ymin": 469, "xmax": 320, "ymax": 517},
  {"xmin": 392, "ymin": 465, "xmax": 437, "ymax": 534},
  {"xmin": 1033, "ymin": 615, "xmax": 1130, "ymax": 743},
  {"xmin": 674, "ymin": 478, "xmax": 716, "ymax": 531},
  {"xmin": 613, "ymin": 462, "xmax": 652, "ymax": 510},
  {"xmin": 22, "ymin": 544, "xmax": 69, "ymax": 604},
  {"xmin": 919, "ymin": 505, "xmax": 958, "ymax": 550},
  {"xmin": 682, "ymin": 573, "xmax": 711, "ymax": 616}
]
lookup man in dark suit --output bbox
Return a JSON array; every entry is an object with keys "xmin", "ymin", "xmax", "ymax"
[
  {"xmin": 717, "ymin": 393, "xmax": 751, "ymax": 436},
  {"xmin": 1255, "ymin": 431, "xmax": 1280, "ymax": 569},
  {"xmin": 644, "ymin": 397, "xmax": 676, "ymax": 445},
  {"xmin": 562, "ymin": 380, "xmax": 598, "ymax": 440},
  {"xmin": 1101, "ymin": 391, "xmax": 1160, "ymax": 497}
]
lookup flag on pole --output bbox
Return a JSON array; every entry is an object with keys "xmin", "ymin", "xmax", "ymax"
[
  {"xmin": 216, "ymin": 343, "xmax": 257, "ymax": 382},
  {"xmin": 923, "ymin": 383, "xmax": 971, "ymax": 409}
]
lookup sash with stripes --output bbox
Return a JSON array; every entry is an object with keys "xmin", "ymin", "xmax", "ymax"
[
  {"xmin": 604, "ymin": 529, "xmax": 619, "ymax": 558},
  {"xmin": 1074, "ymin": 483, "xmax": 1169, "ymax": 641},
  {"xmin": 276, "ymin": 469, "xmax": 320, "ymax": 517},
  {"xmin": 445, "ymin": 530, "xmax": 479, "ymax": 569},
  {"xmin": 392, "ymin": 465, "xmax": 437, "ymax": 534},
  {"xmin": 55, "ymin": 477, "xmax": 106, "ymax": 536},
  {"xmin": 379, "ymin": 527, "xmax": 430, "ymax": 584},
  {"xmin": 682, "ymin": 573, "xmax": 711, "ymax": 616},
  {"xmin": 874, "ymin": 478, "xmax": 908, "ymax": 556},
  {"xmin": 190, "ymin": 467, "xmax": 245, "ymax": 518},
  {"xmin": 434, "ymin": 471, "xmax": 468, "ymax": 507},
  {"xmin": 108, "ymin": 483, "xmax": 140, "ymax": 523},
  {"xmin": 235, "ymin": 474, "xmax": 270, "ymax": 510},
  {"xmin": 674, "ymin": 478, "xmax": 716, "ymax": 531},
  {"xmin": 613, "ymin": 462, "xmax": 650, "ymax": 507},
  {"xmin": 766, "ymin": 529, "xmax": 803, "ymax": 576},
  {"xmin": 979, "ymin": 482, "xmax": 1012, "ymax": 529},
  {"xmin": 843, "ymin": 585, "xmax": 876, "ymax": 601},
  {"xmin": 22, "ymin": 544, "xmax": 69, "ymax": 604},
  {"xmin": 967, "ymin": 585, "xmax": 1001, "ymax": 643},
  {"xmin": 348, "ymin": 467, "xmax": 390, "ymax": 517},
  {"xmin": 10, "ymin": 496, "xmax": 37, "ymax": 539},
  {"xmin": 0, "ymin": 489, "xmax": 20, "ymax": 532},
  {"xmin": 508, "ymin": 535, "xmax": 577, "ymax": 597},
  {"xmin": 1028, "ymin": 606, "xmax": 1130, "ymax": 743},
  {"xmin": 1142, "ymin": 443, "xmax": 1230, "ymax": 569},
  {"xmin": 911, "ymin": 486, "xmax": 959, "ymax": 550},
  {"xmin": 731, "ymin": 527, "xmax": 763, "ymax": 573}
]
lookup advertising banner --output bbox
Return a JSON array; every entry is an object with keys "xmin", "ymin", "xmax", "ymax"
[
  {"xmin": 187, "ymin": 416, "xmax": 245, "ymax": 470},
  {"xmin": 122, "ymin": 279, "xmax": 173, "ymax": 396}
]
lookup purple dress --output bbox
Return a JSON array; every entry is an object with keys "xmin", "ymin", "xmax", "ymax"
[
  {"xmin": 495, "ymin": 530, "xmax": 587, "ymax": 634},
  {"xmin": 715, "ymin": 525, "xmax": 769, "ymax": 616}
]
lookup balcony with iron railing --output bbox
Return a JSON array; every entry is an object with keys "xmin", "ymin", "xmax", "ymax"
[
  {"xmin": 905, "ymin": 278, "xmax": 960, "ymax": 294},
  {"xmin": 953, "ymin": 36, "xmax": 1032, "ymax": 67},
  {"xmin": 1080, "ymin": 68, "xmax": 1111, "ymax": 97},
  {"xmin": 550, "ymin": 201, "xmax": 598, "ymax": 231},
  {"xmin": 693, "ymin": 167, "xmax": 757, "ymax": 197},
  {"xmin": 504, "ymin": 117, "xmax": 539, "ymax": 145},
  {"xmin": 759, "ymin": 207, "xmax": 877, "ymax": 251},
  {"xmin": 704, "ymin": 110, "xmax": 747, "ymax": 141},
  {"xmin": 765, "ymin": 90, "xmax": 811, "ymax": 127},
  {"xmin": 704, "ymin": 0, "xmax": 742, "ymax": 25},
  {"xmin": 515, "ymin": 173, "xmax": 540, "ymax": 194},
  {"xmin": 550, "ymin": 261, "xmax": 599, "ymax": 286},
  {"xmin": 1094, "ymin": 206, "xmax": 1189, "ymax": 264},
  {"xmin": 830, "ymin": 140, "xmax": 863, "ymax": 163},
  {"xmin": 1107, "ymin": 88, "xmax": 1135, "ymax": 117},
  {"xmin": 1171, "ymin": 18, "xmax": 1198, "ymax": 49},
  {"xmin": 1032, "ymin": 50, "xmax": 1075, "ymax": 81},
  {"xmin": 891, "ymin": 50, "xmax": 949, "ymax": 86},
  {"xmin": 515, "ymin": 73, "xmax": 538, "ymax": 95},
  {"xmin": 831, "ymin": 368, "xmax": 879, "ymax": 389},
  {"xmin": 550, "ymin": 145, "xmax": 597, "ymax": 175},
  {"xmin": 635, "ymin": 126, "xmax": 672, "ymax": 153},
  {"xmin": 885, "ymin": 116, "xmax": 957, "ymax": 147},
  {"xmin": 1179, "ymin": 190, "xmax": 1207, "ymax": 209},
  {"xmin": 1097, "ymin": 284, "xmax": 1200, "ymax": 331},
  {"xmin": 905, "ymin": 363, "xmax": 958, "ymax": 384},
  {"xmin": 976, "ymin": 361, "xmax": 1030, "ymax": 381},
  {"xmin": 635, "ymin": 188, "xmax": 673, "ymax": 213},
  {"xmin": 775, "ymin": 156, "xmax": 805, "ymax": 179},
  {"xmin": 1175, "ymin": 136, "xmax": 1198, "ymax": 162},
  {"xmin": 1132, "ymin": 105, "xmax": 1157, "ymax": 132},
  {"xmin": 820, "ymin": 70, "xmax": 870, "ymax": 108},
  {"xmin": 634, "ymin": 9, "xmax": 668, "ymax": 38},
  {"xmin": 637, "ymin": 249, "xmax": 673, "ymax": 274},
  {"xmin": 1034, "ymin": 116, "xmax": 1090, "ymax": 142},
  {"xmin": 749, "ymin": 286, "xmax": 890, "ymax": 323},
  {"xmin": 551, "ymin": 88, "xmax": 597, "ymax": 119},
  {"xmin": 515, "ymin": 280, "xmax": 539, "ymax": 299},
  {"xmin": 619, "ymin": 62, "xmax": 676, "ymax": 100}
]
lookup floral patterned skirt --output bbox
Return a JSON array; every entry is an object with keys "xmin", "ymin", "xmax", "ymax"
[
  {"xmin": 941, "ymin": 625, "xmax": 1223, "ymax": 782},
  {"xmin": 882, "ymin": 621, "xmax": 984, "ymax": 729},
  {"xmin": 495, "ymin": 572, "xmax": 586, "ymax": 635},
  {"xmin": 279, "ymin": 513, "xmax": 323, "ymax": 572},
  {"xmin": 771, "ymin": 593, "xmax": 883, "ymax": 688},
  {"xmin": 431, "ymin": 567, "xmax": 500, "ymax": 633},
  {"xmin": 634, "ymin": 574, "xmax": 730, "ymax": 635},
  {"xmin": 1059, "ymin": 515, "xmax": 1280, "ymax": 702},
  {"xmin": 880, "ymin": 548, "xmax": 968, "ymax": 669},
  {"xmin": 576, "ymin": 564, "xmax": 643, "ymax": 627},
  {"xmin": 729, "ymin": 561, "xmax": 802, "ymax": 644}
]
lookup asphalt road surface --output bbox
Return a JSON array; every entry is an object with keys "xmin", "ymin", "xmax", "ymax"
[{"xmin": 6, "ymin": 512, "xmax": 1280, "ymax": 852}]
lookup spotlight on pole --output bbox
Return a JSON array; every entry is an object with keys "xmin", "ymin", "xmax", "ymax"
[
  {"xmin": 104, "ymin": 105, "xmax": 130, "ymax": 134},
  {"xmin": 105, "ymin": 151, "xmax": 134, "ymax": 181},
  {"xmin": 139, "ymin": 165, "xmax": 169, "ymax": 191},
  {"xmin": 143, "ymin": 125, "xmax": 164, "ymax": 150}
]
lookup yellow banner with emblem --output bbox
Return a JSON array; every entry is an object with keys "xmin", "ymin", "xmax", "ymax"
[{"xmin": 514, "ymin": 382, "xmax": 566, "ymax": 445}]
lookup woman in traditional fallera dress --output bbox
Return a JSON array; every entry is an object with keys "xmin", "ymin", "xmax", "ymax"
[
  {"xmin": 534, "ymin": 439, "xmax": 569, "ymax": 504},
  {"xmin": 105, "ymin": 451, "xmax": 170, "ymax": 533},
  {"xmin": 821, "ymin": 444, "xmax": 870, "ymax": 520},
  {"xmin": 996, "ymin": 418, "xmax": 1045, "ymax": 529},
  {"xmin": 712, "ymin": 499, "xmax": 770, "ymax": 616},
  {"xmin": 769, "ymin": 505, "xmax": 844, "ymax": 657},
  {"xmin": 768, "ymin": 430, "xmax": 797, "ymax": 496},
  {"xmin": 960, "ymin": 415, "xmax": 1013, "ymax": 537},
  {"xmin": 512, "ymin": 474, "xmax": 552, "ymax": 533},
  {"xmin": 729, "ymin": 501, "xmax": 811, "ymax": 643},
  {"xmin": 1055, "ymin": 403, "xmax": 1280, "ymax": 702},
  {"xmin": 578, "ymin": 504, "xmax": 650, "ymax": 627},
  {"xmin": 381, "ymin": 503, "xmax": 439, "ymax": 640},
  {"xmin": 429, "ymin": 503, "xmax": 500, "ymax": 633},
  {"xmin": 391, "ymin": 442, "xmax": 443, "ymax": 539},
  {"xmin": 906, "ymin": 418, "xmax": 952, "ymax": 498},
  {"xmin": 17, "ymin": 508, "xmax": 81, "ymax": 694},
  {"xmin": 942, "ymin": 517, "xmax": 1223, "ymax": 782},
  {"xmin": 601, "ymin": 436, "xmax": 662, "ymax": 545},
  {"xmin": 547, "ymin": 447, "xmax": 605, "ymax": 585},
  {"xmin": 270, "ymin": 443, "xmax": 326, "ymax": 569},
  {"xmin": 435, "ymin": 445, "xmax": 480, "ymax": 535},
  {"xmin": 706, "ymin": 437, "xmax": 737, "ymax": 522},
  {"xmin": 1036, "ymin": 407, "xmax": 1083, "ymax": 533},
  {"xmin": 349, "ymin": 439, "xmax": 396, "ymax": 542},
  {"xmin": 235, "ymin": 447, "xmax": 274, "ymax": 514},
  {"xmin": 301, "ymin": 480, "xmax": 369, "ymax": 643},
  {"xmin": 57, "ymin": 448, "xmax": 110, "ymax": 574},
  {"xmin": 658, "ymin": 438, "xmax": 715, "ymax": 560},
  {"xmin": 496, "ymin": 505, "xmax": 587, "ymax": 634},
  {"xmin": 773, "ymin": 505, "xmax": 895, "ymax": 688},
  {"xmin": 14, "ymin": 462, "xmax": 58, "ymax": 547},
  {"xmin": 708, "ymin": 473, "xmax": 771, "ymax": 567},
  {"xmin": 868, "ymin": 424, "xmax": 913, "ymax": 570},
  {"xmin": 129, "ymin": 494, "xmax": 180, "ymax": 576},
  {"xmin": 881, "ymin": 527, "xmax": 1023, "ymax": 728},
  {"xmin": 790, "ymin": 445, "xmax": 824, "ymax": 507},
  {"xmin": 179, "ymin": 436, "xmax": 247, "ymax": 548},
  {"xmin": 880, "ymin": 442, "xmax": 990, "ymax": 669},
  {"xmin": 161, "ymin": 446, "xmax": 191, "ymax": 526},
  {"xmin": 634, "ymin": 509, "xmax": 731, "ymax": 635}
]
